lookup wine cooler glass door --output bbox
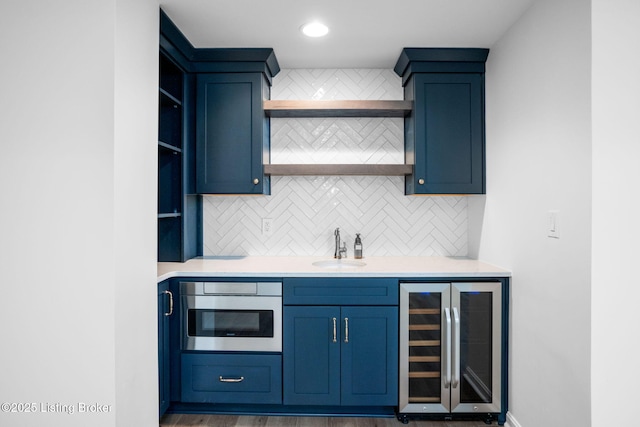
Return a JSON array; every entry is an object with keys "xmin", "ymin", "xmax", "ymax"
[
  {"xmin": 450, "ymin": 282, "xmax": 502, "ymax": 414},
  {"xmin": 400, "ymin": 281, "xmax": 503, "ymax": 415},
  {"xmin": 399, "ymin": 282, "xmax": 452, "ymax": 413}
]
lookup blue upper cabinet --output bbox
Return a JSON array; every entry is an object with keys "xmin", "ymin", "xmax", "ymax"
[
  {"xmin": 395, "ymin": 48, "xmax": 489, "ymax": 195},
  {"xmin": 196, "ymin": 72, "xmax": 271, "ymax": 194},
  {"xmin": 160, "ymin": 9, "xmax": 280, "ymax": 197}
]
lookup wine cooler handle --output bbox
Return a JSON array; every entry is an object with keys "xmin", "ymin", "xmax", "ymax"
[
  {"xmin": 444, "ymin": 307, "xmax": 452, "ymax": 388},
  {"xmin": 452, "ymin": 307, "xmax": 460, "ymax": 388},
  {"xmin": 332, "ymin": 317, "xmax": 337, "ymax": 343},
  {"xmin": 344, "ymin": 317, "xmax": 349, "ymax": 343}
]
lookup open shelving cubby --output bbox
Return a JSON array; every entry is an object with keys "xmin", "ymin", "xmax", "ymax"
[{"xmin": 158, "ymin": 52, "xmax": 184, "ymax": 262}]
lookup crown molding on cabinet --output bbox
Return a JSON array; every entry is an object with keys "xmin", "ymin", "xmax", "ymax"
[{"xmin": 160, "ymin": 9, "xmax": 280, "ymax": 82}]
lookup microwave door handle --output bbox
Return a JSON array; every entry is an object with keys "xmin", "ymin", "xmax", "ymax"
[
  {"xmin": 443, "ymin": 307, "xmax": 452, "ymax": 388},
  {"xmin": 452, "ymin": 307, "xmax": 460, "ymax": 388}
]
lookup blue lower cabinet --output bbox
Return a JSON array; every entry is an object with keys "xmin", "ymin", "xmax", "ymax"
[
  {"xmin": 283, "ymin": 305, "xmax": 398, "ymax": 406},
  {"xmin": 181, "ymin": 353, "xmax": 282, "ymax": 404},
  {"xmin": 158, "ymin": 280, "xmax": 172, "ymax": 416},
  {"xmin": 283, "ymin": 306, "xmax": 341, "ymax": 405},
  {"xmin": 341, "ymin": 306, "xmax": 398, "ymax": 406}
]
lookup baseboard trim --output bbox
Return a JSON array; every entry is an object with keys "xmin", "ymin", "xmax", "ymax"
[{"xmin": 504, "ymin": 411, "xmax": 522, "ymax": 427}]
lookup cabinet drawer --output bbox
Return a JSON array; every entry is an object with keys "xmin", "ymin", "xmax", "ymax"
[
  {"xmin": 283, "ymin": 278, "xmax": 398, "ymax": 305},
  {"xmin": 181, "ymin": 353, "xmax": 282, "ymax": 404}
]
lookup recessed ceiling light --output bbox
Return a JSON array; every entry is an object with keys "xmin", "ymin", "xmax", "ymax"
[{"xmin": 301, "ymin": 22, "xmax": 329, "ymax": 38}]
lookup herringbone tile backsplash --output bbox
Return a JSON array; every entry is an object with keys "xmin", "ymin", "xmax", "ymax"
[{"xmin": 202, "ymin": 69, "xmax": 468, "ymax": 257}]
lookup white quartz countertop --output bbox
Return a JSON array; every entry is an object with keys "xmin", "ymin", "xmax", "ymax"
[{"xmin": 157, "ymin": 256, "xmax": 510, "ymax": 282}]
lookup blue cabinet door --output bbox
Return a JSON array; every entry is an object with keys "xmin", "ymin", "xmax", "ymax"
[
  {"xmin": 196, "ymin": 73, "xmax": 270, "ymax": 195},
  {"xmin": 283, "ymin": 305, "xmax": 398, "ymax": 406},
  {"xmin": 341, "ymin": 306, "xmax": 398, "ymax": 406},
  {"xmin": 283, "ymin": 306, "xmax": 341, "ymax": 405},
  {"xmin": 158, "ymin": 280, "xmax": 172, "ymax": 416},
  {"xmin": 406, "ymin": 73, "xmax": 485, "ymax": 194}
]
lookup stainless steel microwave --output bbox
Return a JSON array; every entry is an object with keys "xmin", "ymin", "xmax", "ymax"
[{"xmin": 180, "ymin": 281, "xmax": 282, "ymax": 352}]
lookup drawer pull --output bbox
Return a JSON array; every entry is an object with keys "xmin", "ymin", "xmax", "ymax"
[{"xmin": 219, "ymin": 376, "xmax": 245, "ymax": 383}]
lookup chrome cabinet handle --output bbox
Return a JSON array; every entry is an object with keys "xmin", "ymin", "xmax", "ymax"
[
  {"xmin": 253, "ymin": 178, "xmax": 260, "ymax": 185},
  {"xmin": 452, "ymin": 307, "xmax": 460, "ymax": 388},
  {"xmin": 219, "ymin": 376, "xmax": 244, "ymax": 383},
  {"xmin": 332, "ymin": 317, "xmax": 337, "ymax": 343},
  {"xmin": 443, "ymin": 307, "xmax": 452, "ymax": 388},
  {"xmin": 418, "ymin": 178, "xmax": 425, "ymax": 185},
  {"xmin": 344, "ymin": 317, "xmax": 349, "ymax": 343},
  {"xmin": 163, "ymin": 290, "xmax": 173, "ymax": 316}
]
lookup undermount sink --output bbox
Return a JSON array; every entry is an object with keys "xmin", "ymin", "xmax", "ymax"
[{"xmin": 312, "ymin": 259, "xmax": 367, "ymax": 269}]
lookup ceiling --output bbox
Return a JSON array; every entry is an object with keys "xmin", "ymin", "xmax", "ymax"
[{"xmin": 159, "ymin": 0, "xmax": 536, "ymax": 69}]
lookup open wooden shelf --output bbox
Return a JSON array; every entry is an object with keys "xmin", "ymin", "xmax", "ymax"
[
  {"xmin": 263, "ymin": 164, "xmax": 413, "ymax": 177},
  {"xmin": 264, "ymin": 100, "xmax": 412, "ymax": 117}
]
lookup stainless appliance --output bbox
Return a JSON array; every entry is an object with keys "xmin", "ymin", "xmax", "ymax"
[
  {"xmin": 181, "ymin": 281, "xmax": 282, "ymax": 352},
  {"xmin": 399, "ymin": 282, "xmax": 503, "ymax": 418}
]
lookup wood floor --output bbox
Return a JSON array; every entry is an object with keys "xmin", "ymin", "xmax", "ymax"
[{"xmin": 160, "ymin": 414, "xmax": 495, "ymax": 427}]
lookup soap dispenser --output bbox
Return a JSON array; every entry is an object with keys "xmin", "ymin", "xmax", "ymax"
[{"xmin": 354, "ymin": 233, "xmax": 363, "ymax": 259}]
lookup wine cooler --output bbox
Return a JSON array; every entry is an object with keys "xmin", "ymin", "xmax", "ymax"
[{"xmin": 399, "ymin": 281, "xmax": 506, "ymax": 423}]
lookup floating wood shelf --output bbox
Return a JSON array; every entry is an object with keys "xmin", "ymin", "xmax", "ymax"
[
  {"xmin": 263, "ymin": 164, "xmax": 413, "ymax": 176},
  {"xmin": 264, "ymin": 100, "xmax": 413, "ymax": 117}
]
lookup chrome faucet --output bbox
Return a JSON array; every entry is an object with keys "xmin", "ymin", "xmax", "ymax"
[{"xmin": 334, "ymin": 228, "xmax": 347, "ymax": 259}]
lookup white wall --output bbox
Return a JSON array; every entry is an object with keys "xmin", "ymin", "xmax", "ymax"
[
  {"xmin": 478, "ymin": 0, "xmax": 592, "ymax": 426},
  {"xmin": 114, "ymin": 0, "xmax": 159, "ymax": 426},
  {"xmin": 0, "ymin": 1, "xmax": 158, "ymax": 426},
  {"xmin": 591, "ymin": 1, "xmax": 640, "ymax": 425}
]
